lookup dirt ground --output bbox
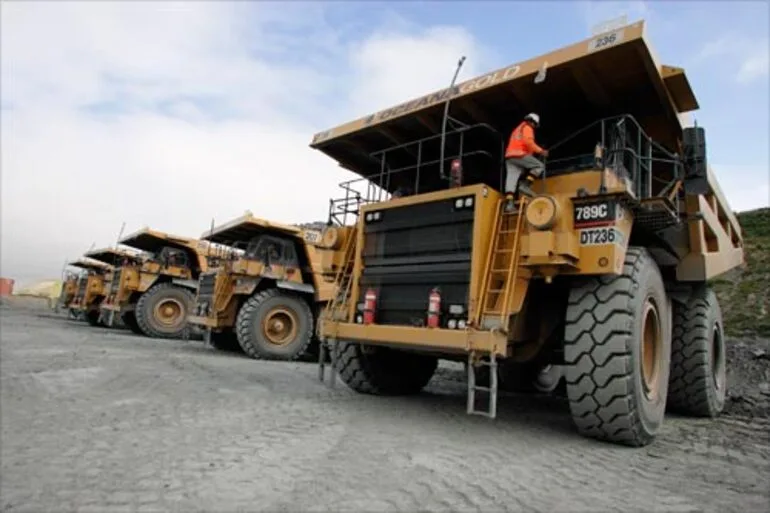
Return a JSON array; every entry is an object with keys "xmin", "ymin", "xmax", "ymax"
[{"xmin": 1, "ymin": 296, "xmax": 769, "ymax": 513}]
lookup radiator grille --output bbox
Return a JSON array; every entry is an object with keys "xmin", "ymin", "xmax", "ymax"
[{"xmin": 359, "ymin": 196, "xmax": 474, "ymax": 327}]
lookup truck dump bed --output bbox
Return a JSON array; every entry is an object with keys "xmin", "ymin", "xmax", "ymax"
[
  {"xmin": 84, "ymin": 247, "xmax": 145, "ymax": 267},
  {"xmin": 312, "ymin": 21, "xmax": 691, "ymax": 169},
  {"xmin": 120, "ymin": 227, "xmax": 205, "ymax": 254},
  {"xmin": 201, "ymin": 213, "xmax": 302, "ymax": 246},
  {"xmin": 309, "ymin": 19, "xmax": 740, "ymax": 242},
  {"xmin": 68, "ymin": 258, "xmax": 111, "ymax": 273}
]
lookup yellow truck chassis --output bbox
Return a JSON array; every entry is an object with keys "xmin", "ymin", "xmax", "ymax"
[
  {"xmin": 187, "ymin": 213, "xmax": 335, "ymax": 360},
  {"xmin": 310, "ymin": 19, "xmax": 744, "ymax": 447}
]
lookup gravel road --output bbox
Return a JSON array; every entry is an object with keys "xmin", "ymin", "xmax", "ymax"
[{"xmin": 1, "ymin": 298, "xmax": 769, "ymax": 513}]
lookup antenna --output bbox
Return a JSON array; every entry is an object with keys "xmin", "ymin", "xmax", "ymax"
[
  {"xmin": 115, "ymin": 222, "xmax": 126, "ymax": 249},
  {"xmin": 439, "ymin": 55, "xmax": 466, "ymax": 181},
  {"xmin": 208, "ymin": 218, "xmax": 215, "ymax": 259}
]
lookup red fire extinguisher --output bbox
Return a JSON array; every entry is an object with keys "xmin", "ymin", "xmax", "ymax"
[
  {"xmin": 450, "ymin": 159, "xmax": 463, "ymax": 188},
  {"xmin": 363, "ymin": 288, "xmax": 377, "ymax": 325},
  {"xmin": 427, "ymin": 287, "xmax": 441, "ymax": 328}
]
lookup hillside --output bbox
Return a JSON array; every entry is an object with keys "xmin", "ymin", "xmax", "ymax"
[{"xmin": 712, "ymin": 207, "xmax": 770, "ymax": 337}]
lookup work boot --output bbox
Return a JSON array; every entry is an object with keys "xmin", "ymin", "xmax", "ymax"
[
  {"xmin": 504, "ymin": 193, "xmax": 516, "ymax": 213},
  {"xmin": 518, "ymin": 177, "xmax": 537, "ymax": 198}
]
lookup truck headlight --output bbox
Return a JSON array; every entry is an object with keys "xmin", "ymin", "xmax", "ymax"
[{"xmin": 526, "ymin": 195, "xmax": 558, "ymax": 230}]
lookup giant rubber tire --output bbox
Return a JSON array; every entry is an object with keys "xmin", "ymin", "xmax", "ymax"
[
  {"xmin": 121, "ymin": 311, "xmax": 144, "ymax": 335},
  {"xmin": 135, "ymin": 283, "xmax": 194, "ymax": 339},
  {"xmin": 666, "ymin": 285, "xmax": 726, "ymax": 417},
  {"xmin": 235, "ymin": 289, "xmax": 314, "ymax": 361},
  {"xmin": 336, "ymin": 341, "xmax": 438, "ymax": 395},
  {"xmin": 564, "ymin": 246, "xmax": 672, "ymax": 447}
]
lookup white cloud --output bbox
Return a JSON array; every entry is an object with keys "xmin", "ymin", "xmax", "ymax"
[
  {"xmin": 347, "ymin": 24, "xmax": 489, "ymax": 118},
  {"xmin": 0, "ymin": 2, "xmax": 486, "ymax": 286},
  {"xmin": 737, "ymin": 45, "xmax": 770, "ymax": 84},
  {"xmin": 712, "ymin": 164, "xmax": 770, "ymax": 214},
  {"xmin": 694, "ymin": 34, "xmax": 769, "ymax": 85}
]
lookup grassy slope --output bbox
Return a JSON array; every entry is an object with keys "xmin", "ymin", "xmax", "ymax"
[{"xmin": 711, "ymin": 207, "xmax": 770, "ymax": 337}]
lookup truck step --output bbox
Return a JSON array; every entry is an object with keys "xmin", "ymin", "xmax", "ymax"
[{"xmin": 467, "ymin": 351, "xmax": 498, "ymax": 419}]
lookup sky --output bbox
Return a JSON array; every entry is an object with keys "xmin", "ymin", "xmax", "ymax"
[{"xmin": 2, "ymin": 0, "xmax": 769, "ymax": 287}]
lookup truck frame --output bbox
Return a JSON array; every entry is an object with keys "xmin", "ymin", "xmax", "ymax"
[
  {"xmin": 97, "ymin": 228, "xmax": 210, "ymax": 339},
  {"xmin": 311, "ymin": 19, "xmax": 744, "ymax": 447},
  {"xmin": 187, "ymin": 213, "xmax": 336, "ymax": 359}
]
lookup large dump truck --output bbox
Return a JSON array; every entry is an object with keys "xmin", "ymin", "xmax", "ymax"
[
  {"xmin": 187, "ymin": 213, "xmax": 336, "ymax": 359},
  {"xmin": 67, "ymin": 258, "xmax": 112, "ymax": 325},
  {"xmin": 84, "ymin": 246, "xmax": 147, "ymax": 329},
  {"xmin": 311, "ymin": 19, "xmax": 745, "ymax": 447},
  {"xmin": 98, "ymin": 228, "xmax": 210, "ymax": 339},
  {"xmin": 57, "ymin": 267, "xmax": 82, "ymax": 316}
]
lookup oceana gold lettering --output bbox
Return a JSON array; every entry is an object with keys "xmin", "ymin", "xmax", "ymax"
[{"xmin": 361, "ymin": 63, "xmax": 522, "ymax": 126}]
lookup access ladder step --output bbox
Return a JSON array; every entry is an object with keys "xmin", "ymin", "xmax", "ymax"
[{"xmin": 466, "ymin": 352, "xmax": 498, "ymax": 419}]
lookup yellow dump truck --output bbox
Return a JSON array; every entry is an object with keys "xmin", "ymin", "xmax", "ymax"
[
  {"xmin": 67, "ymin": 258, "xmax": 112, "ymax": 325},
  {"xmin": 97, "ymin": 228, "xmax": 210, "ymax": 339},
  {"xmin": 83, "ymin": 246, "xmax": 147, "ymax": 331},
  {"xmin": 57, "ymin": 269, "xmax": 81, "ymax": 316},
  {"xmin": 311, "ymin": 19, "xmax": 744, "ymax": 447},
  {"xmin": 187, "ymin": 213, "xmax": 336, "ymax": 359}
]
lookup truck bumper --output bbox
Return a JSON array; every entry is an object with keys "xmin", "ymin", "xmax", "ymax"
[
  {"xmin": 100, "ymin": 302, "xmax": 131, "ymax": 314},
  {"xmin": 187, "ymin": 315, "xmax": 227, "ymax": 329},
  {"xmin": 319, "ymin": 320, "xmax": 508, "ymax": 356}
]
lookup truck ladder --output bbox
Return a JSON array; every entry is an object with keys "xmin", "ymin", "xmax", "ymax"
[
  {"xmin": 318, "ymin": 227, "xmax": 357, "ymax": 386},
  {"xmin": 476, "ymin": 195, "xmax": 528, "ymax": 331},
  {"xmin": 467, "ymin": 351, "xmax": 498, "ymax": 418},
  {"xmin": 467, "ymin": 195, "xmax": 527, "ymax": 418}
]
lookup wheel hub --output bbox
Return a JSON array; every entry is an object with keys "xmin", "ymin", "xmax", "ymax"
[
  {"xmin": 262, "ymin": 307, "xmax": 298, "ymax": 346},
  {"xmin": 640, "ymin": 299, "xmax": 662, "ymax": 400},
  {"xmin": 153, "ymin": 298, "xmax": 184, "ymax": 327}
]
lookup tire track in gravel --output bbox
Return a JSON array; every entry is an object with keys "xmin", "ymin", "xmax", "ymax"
[{"xmin": 2, "ymin": 306, "xmax": 769, "ymax": 513}]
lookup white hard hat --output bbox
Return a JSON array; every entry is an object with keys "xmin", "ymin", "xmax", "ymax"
[{"xmin": 524, "ymin": 112, "xmax": 540, "ymax": 126}]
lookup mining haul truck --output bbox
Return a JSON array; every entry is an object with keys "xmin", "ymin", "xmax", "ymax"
[
  {"xmin": 311, "ymin": 19, "xmax": 745, "ymax": 447},
  {"xmin": 98, "ymin": 227, "xmax": 210, "ymax": 339},
  {"xmin": 187, "ymin": 212, "xmax": 335, "ymax": 360},
  {"xmin": 84, "ymin": 246, "xmax": 147, "ymax": 329},
  {"xmin": 67, "ymin": 258, "xmax": 113, "ymax": 326},
  {"xmin": 57, "ymin": 268, "xmax": 82, "ymax": 317}
]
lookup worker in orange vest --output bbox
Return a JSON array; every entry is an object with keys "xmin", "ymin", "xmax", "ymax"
[{"xmin": 504, "ymin": 113, "xmax": 548, "ymax": 209}]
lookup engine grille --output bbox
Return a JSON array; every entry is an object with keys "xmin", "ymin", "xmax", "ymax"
[
  {"xmin": 77, "ymin": 279, "xmax": 88, "ymax": 296},
  {"xmin": 359, "ymin": 196, "xmax": 474, "ymax": 327}
]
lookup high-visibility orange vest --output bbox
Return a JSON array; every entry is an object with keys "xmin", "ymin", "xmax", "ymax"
[{"xmin": 505, "ymin": 121, "xmax": 542, "ymax": 158}]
